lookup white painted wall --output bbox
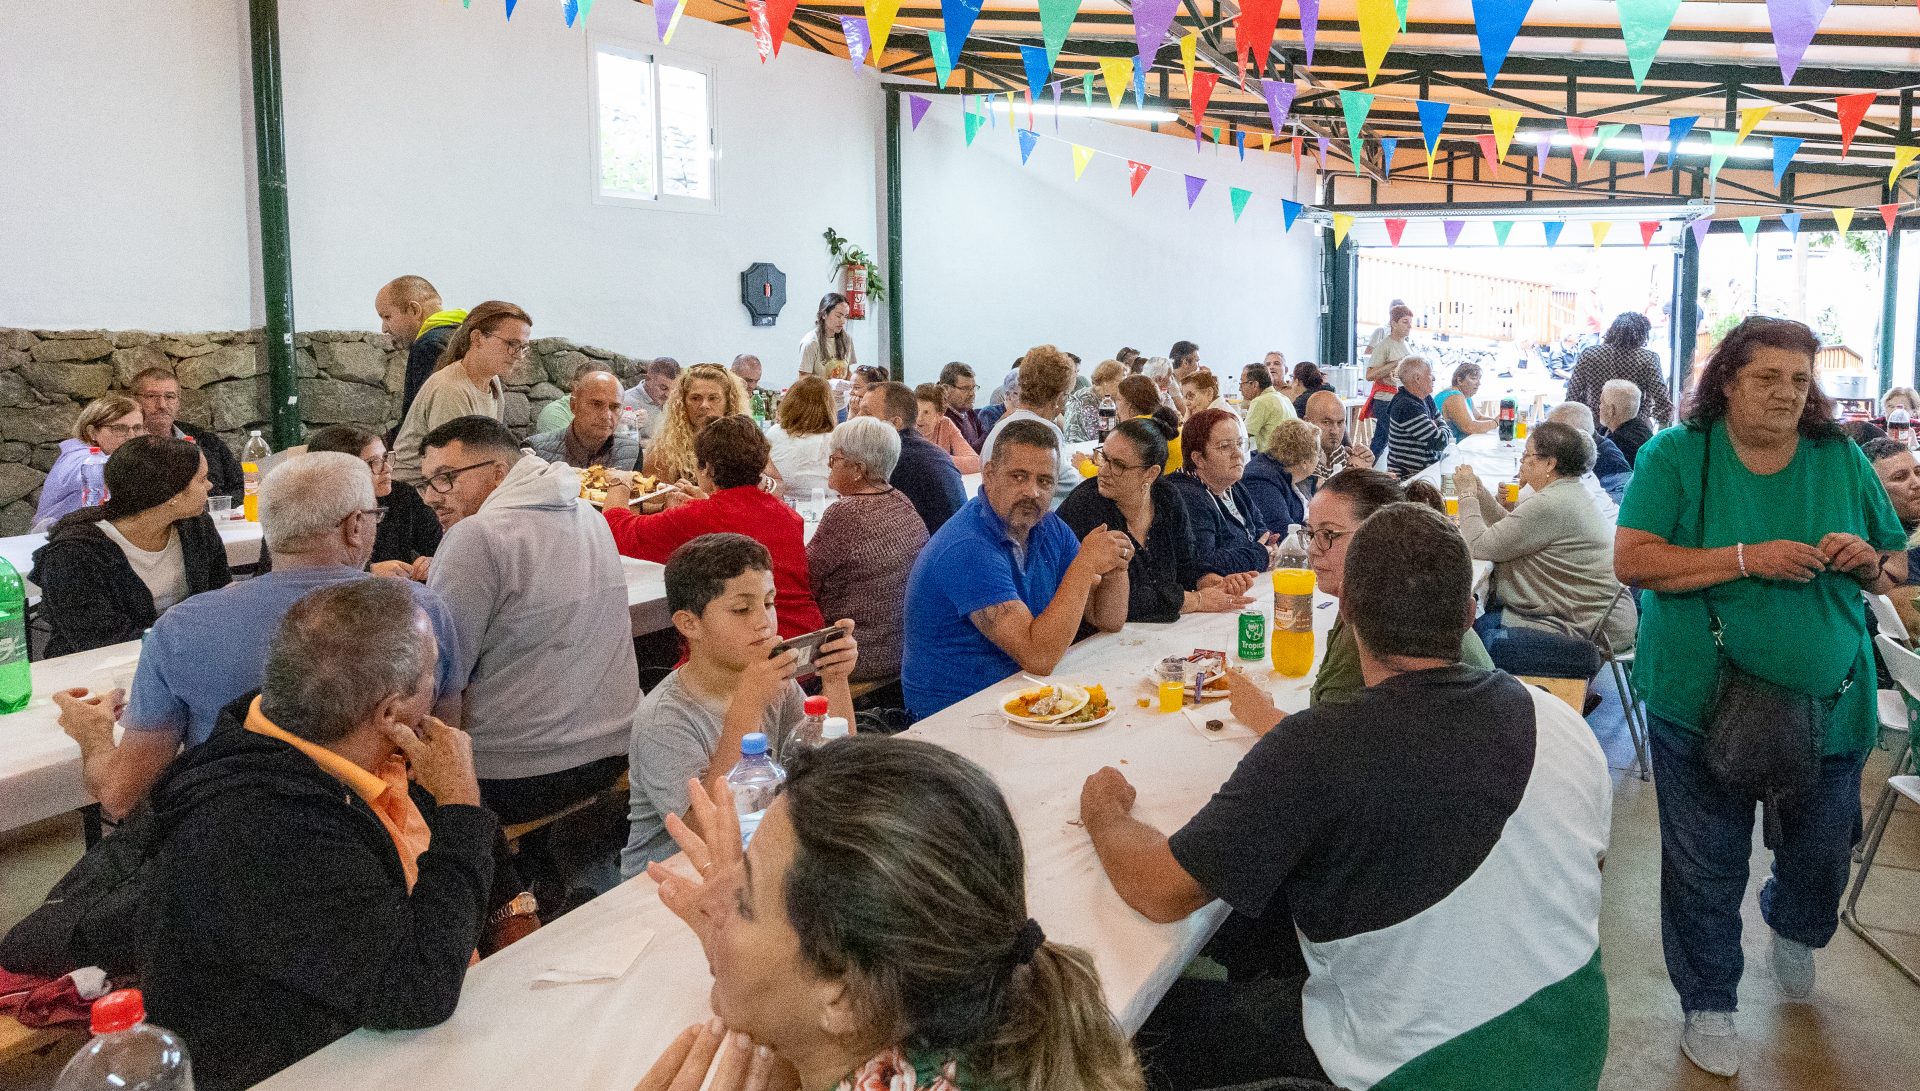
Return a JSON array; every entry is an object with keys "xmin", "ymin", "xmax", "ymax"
[
  {"xmin": 0, "ymin": 0, "xmax": 256, "ymax": 331},
  {"xmin": 898, "ymin": 98, "xmax": 1323, "ymax": 388}
]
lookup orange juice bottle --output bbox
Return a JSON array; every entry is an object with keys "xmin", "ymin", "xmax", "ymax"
[{"xmin": 1270, "ymin": 568, "xmax": 1316, "ymax": 677}]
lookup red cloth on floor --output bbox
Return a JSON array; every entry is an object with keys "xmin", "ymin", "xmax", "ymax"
[{"xmin": 0, "ymin": 966, "xmax": 105, "ymax": 1027}]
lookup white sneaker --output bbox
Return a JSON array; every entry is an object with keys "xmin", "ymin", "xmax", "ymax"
[
  {"xmin": 1682, "ymin": 1010, "xmax": 1741, "ymax": 1077},
  {"xmin": 1771, "ymin": 931, "xmax": 1816, "ymax": 1000}
]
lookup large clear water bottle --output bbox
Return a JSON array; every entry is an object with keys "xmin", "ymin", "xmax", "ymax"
[
  {"xmin": 1276, "ymin": 523, "xmax": 1311, "ymax": 572},
  {"xmin": 782, "ymin": 695, "xmax": 830, "ymax": 762},
  {"xmin": 54, "ymin": 988, "xmax": 195, "ymax": 1091},
  {"xmin": 726, "ymin": 732, "xmax": 786, "ymax": 847},
  {"xmin": 239, "ymin": 431, "xmax": 271, "ymax": 522},
  {"xmin": 0, "ymin": 557, "xmax": 30, "ymax": 714},
  {"xmin": 1097, "ymin": 395, "xmax": 1117, "ymax": 440},
  {"xmin": 78, "ymin": 446, "xmax": 109, "ymax": 509}
]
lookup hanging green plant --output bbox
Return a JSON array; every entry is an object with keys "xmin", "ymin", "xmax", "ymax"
[{"xmin": 823, "ymin": 228, "xmax": 888, "ymax": 301}]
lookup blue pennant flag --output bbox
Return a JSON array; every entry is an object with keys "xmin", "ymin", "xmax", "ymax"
[
  {"xmin": 1542, "ymin": 220, "xmax": 1565, "ymax": 246},
  {"xmin": 1416, "ymin": 99, "xmax": 1451, "ymax": 153},
  {"xmin": 1018, "ymin": 128, "xmax": 1040, "ymax": 164},
  {"xmin": 1771, "ymin": 136, "xmax": 1804, "ymax": 188},
  {"xmin": 1281, "ymin": 200, "xmax": 1303, "ymax": 231},
  {"xmin": 1379, "ymin": 136, "xmax": 1399, "ymax": 170},
  {"xmin": 1781, "ymin": 210, "xmax": 1802, "ymax": 238},
  {"xmin": 1020, "ymin": 45, "xmax": 1051, "ymax": 101},
  {"xmin": 1666, "ymin": 116, "xmax": 1698, "ymax": 167}
]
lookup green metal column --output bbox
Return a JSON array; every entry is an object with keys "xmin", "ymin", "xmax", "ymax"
[
  {"xmin": 1881, "ymin": 222, "xmax": 1902, "ymax": 395},
  {"xmin": 884, "ymin": 88, "xmax": 905, "ymax": 381},
  {"xmin": 248, "ymin": 0, "xmax": 300, "ymax": 447},
  {"xmin": 1675, "ymin": 225, "xmax": 1701, "ymax": 415},
  {"xmin": 1320, "ymin": 234, "xmax": 1353, "ymax": 367}
]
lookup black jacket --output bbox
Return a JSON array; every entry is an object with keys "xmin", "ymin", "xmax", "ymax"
[
  {"xmin": 141, "ymin": 718, "xmax": 495, "ymax": 1091},
  {"xmin": 1602, "ymin": 416, "xmax": 1655, "ymax": 467},
  {"xmin": 1057, "ymin": 477, "xmax": 1203, "ymax": 623},
  {"xmin": 1239, "ymin": 452, "xmax": 1311, "ymax": 534},
  {"xmin": 1165, "ymin": 470, "xmax": 1272, "ymax": 578},
  {"xmin": 375, "ymin": 480, "xmax": 443, "ymax": 565},
  {"xmin": 30, "ymin": 514, "xmax": 232, "ymax": 656},
  {"xmin": 891, "ymin": 426, "xmax": 967, "ymax": 534},
  {"xmin": 400, "ymin": 325, "xmax": 458, "ymax": 420},
  {"xmin": 175, "ymin": 421, "xmax": 245, "ymax": 502}
]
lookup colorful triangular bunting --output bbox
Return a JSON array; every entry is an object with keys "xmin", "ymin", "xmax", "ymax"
[
  {"xmin": 1493, "ymin": 221, "xmax": 1514, "ymax": 245},
  {"xmin": 1473, "ymin": 0, "xmax": 1535, "ymax": 86},
  {"xmin": 1332, "ymin": 212, "xmax": 1355, "ymax": 247},
  {"xmin": 1384, "ymin": 218, "xmax": 1407, "ymax": 245},
  {"xmin": 1444, "ymin": 220, "xmax": 1465, "ymax": 245},
  {"xmin": 1230, "ymin": 187, "xmax": 1252, "ymax": 222},
  {"xmin": 1592, "ymin": 222, "xmax": 1612, "ymax": 247},
  {"xmin": 1338, "ymin": 90, "xmax": 1375, "ymax": 174},
  {"xmin": 1836, "ymin": 92, "xmax": 1875, "ymax": 158},
  {"xmin": 907, "ymin": 94, "xmax": 932, "ymax": 130},
  {"xmin": 1619, "ymin": 0, "xmax": 1684, "ymax": 90},
  {"xmin": 1184, "ymin": 174, "xmax": 1207, "ymax": 208},
  {"xmin": 1543, "ymin": 221, "xmax": 1565, "ymax": 246},
  {"xmin": 1640, "ymin": 221, "xmax": 1660, "ymax": 247},
  {"xmin": 1738, "ymin": 216, "xmax": 1761, "ymax": 245},
  {"xmin": 1772, "ymin": 136, "xmax": 1804, "ymax": 187},
  {"xmin": 1017, "ymin": 128, "xmax": 1039, "ymax": 164},
  {"xmin": 1127, "ymin": 159, "xmax": 1151, "ymax": 196},
  {"xmin": 1281, "ymin": 199, "xmax": 1304, "ymax": 231},
  {"xmin": 1071, "ymin": 144, "xmax": 1095, "ymax": 179},
  {"xmin": 1766, "ymin": 0, "xmax": 1833, "ymax": 85}
]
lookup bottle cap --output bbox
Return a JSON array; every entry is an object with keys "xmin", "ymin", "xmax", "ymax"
[
  {"xmin": 87, "ymin": 446, "xmax": 102, "ymax": 454},
  {"xmin": 803, "ymin": 695, "xmax": 829, "ymax": 716},
  {"xmin": 741, "ymin": 732, "xmax": 769, "ymax": 756},
  {"xmin": 822, "ymin": 716, "xmax": 850, "ymax": 740},
  {"xmin": 91, "ymin": 988, "xmax": 145, "ymax": 1034}
]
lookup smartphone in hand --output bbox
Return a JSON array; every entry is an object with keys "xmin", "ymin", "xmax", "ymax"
[{"xmin": 770, "ymin": 625, "xmax": 849, "ymax": 679}]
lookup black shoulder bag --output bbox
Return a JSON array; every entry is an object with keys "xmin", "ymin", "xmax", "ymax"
[{"xmin": 1696, "ymin": 428, "xmax": 1845, "ymax": 848}]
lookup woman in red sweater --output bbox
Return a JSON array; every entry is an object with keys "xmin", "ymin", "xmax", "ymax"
[{"xmin": 603, "ymin": 414, "xmax": 826, "ymax": 639}]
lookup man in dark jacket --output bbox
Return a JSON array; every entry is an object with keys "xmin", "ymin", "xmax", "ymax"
[
  {"xmin": 130, "ymin": 368, "xmax": 244, "ymax": 502},
  {"xmin": 142, "ymin": 578, "xmax": 494, "ymax": 1091},
  {"xmin": 377, "ymin": 275, "xmax": 468, "ymax": 420},
  {"xmin": 865, "ymin": 382, "xmax": 967, "ymax": 534}
]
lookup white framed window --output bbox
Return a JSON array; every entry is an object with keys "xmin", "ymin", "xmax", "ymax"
[{"xmin": 590, "ymin": 38, "xmax": 717, "ymax": 212}]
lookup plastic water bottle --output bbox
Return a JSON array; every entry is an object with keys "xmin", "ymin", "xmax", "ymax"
[
  {"xmin": 54, "ymin": 988, "xmax": 195, "ymax": 1091},
  {"xmin": 1097, "ymin": 395, "xmax": 1117, "ymax": 440},
  {"xmin": 1276, "ymin": 523, "xmax": 1311, "ymax": 572},
  {"xmin": 784, "ymin": 695, "xmax": 830, "ymax": 761},
  {"xmin": 727, "ymin": 733, "xmax": 786, "ymax": 847},
  {"xmin": 239, "ymin": 431, "xmax": 270, "ymax": 522},
  {"xmin": 79, "ymin": 446, "xmax": 109, "ymax": 509},
  {"xmin": 821, "ymin": 716, "xmax": 850, "ymax": 743},
  {"xmin": 0, "ymin": 558, "xmax": 30, "ymax": 714}
]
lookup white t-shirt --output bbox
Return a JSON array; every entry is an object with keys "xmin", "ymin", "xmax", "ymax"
[
  {"xmin": 100, "ymin": 522, "xmax": 189, "ymax": 613},
  {"xmin": 766, "ymin": 426, "xmax": 834, "ymax": 496}
]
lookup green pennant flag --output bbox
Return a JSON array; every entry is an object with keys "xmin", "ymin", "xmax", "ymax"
[
  {"xmin": 1618, "ymin": 0, "xmax": 1683, "ymax": 90},
  {"xmin": 964, "ymin": 110, "xmax": 983, "ymax": 145},
  {"xmin": 1338, "ymin": 89, "xmax": 1375, "ymax": 174},
  {"xmin": 1038, "ymin": 0, "xmax": 1082, "ymax": 70},
  {"xmin": 1706, "ymin": 129, "xmax": 1738, "ymax": 180},
  {"xmin": 1738, "ymin": 215, "xmax": 1761, "ymax": 245},
  {"xmin": 1230, "ymin": 187, "xmax": 1252, "ymax": 222},
  {"xmin": 928, "ymin": 30, "xmax": 952, "ymax": 88},
  {"xmin": 1592, "ymin": 123, "xmax": 1625, "ymax": 160},
  {"xmin": 1395, "ymin": 0, "xmax": 1409, "ymax": 31},
  {"xmin": 1493, "ymin": 220, "xmax": 1514, "ymax": 246},
  {"xmin": 1081, "ymin": 71, "xmax": 1094, "ymax": 107}
]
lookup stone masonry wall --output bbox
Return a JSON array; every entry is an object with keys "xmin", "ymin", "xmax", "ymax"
[{"xmin": 0, "ymin": 327, "xmax": 648, "ymax": 534}]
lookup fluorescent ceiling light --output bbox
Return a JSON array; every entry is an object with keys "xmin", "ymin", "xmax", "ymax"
[
  {"xmin": 1311, "ymin": 201, "xmax": 1713, "ymax": 225},
  {"xmin": 1017, "ymin": 103, "xmax": 1180, "ymax": 123},
  {"xmin": 1518, "ymin": 130, "xmax": 1773, "ymax": 162}
]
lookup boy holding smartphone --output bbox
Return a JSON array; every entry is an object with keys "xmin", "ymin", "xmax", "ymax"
[{"xmin": 620, "ymin": 533, "xmax": 858, "ymax": 876}]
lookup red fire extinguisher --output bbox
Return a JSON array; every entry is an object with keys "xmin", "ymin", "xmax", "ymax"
[{"xmin": 842, "ymin": 263, "xmax": 867, "ymax": 320}]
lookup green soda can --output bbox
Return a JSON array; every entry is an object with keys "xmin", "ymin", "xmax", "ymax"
[{"xmin": 1237, "ymin": 611, "xmax": 1266, "ymax": 661}]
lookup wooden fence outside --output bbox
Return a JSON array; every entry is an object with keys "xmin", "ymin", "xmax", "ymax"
[{"xmin": 1358, "ymin": 256, "xmax": 1572, "ymax": 345}]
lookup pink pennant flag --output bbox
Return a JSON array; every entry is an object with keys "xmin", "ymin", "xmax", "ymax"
[
  {"xmin": 1565, "ymin": 117, "xmax": 1598, "ymax": 170},
  {"xmin": 1533, "ymin": 130, "xmax": 1554, "ymax": 172},
  {"xmin": 1475, "ymin": 133, "xmax": 1502, "ymax": 176},
  {"xmin": 1883, "ymin": 204, "xmax": 1902, "ymax": 233},
  {"xmin": 1384, "ymin": 218, "xmax": 1408, "ymax": 246},
  {"xmin": 1640, "ymin": 221, "xmax": 1660, "ymax": 247}
]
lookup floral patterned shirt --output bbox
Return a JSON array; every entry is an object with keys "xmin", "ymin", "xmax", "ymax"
[{"xmin": 834, "ymin": 1046, "xmax": 979, "ymax": 1091}]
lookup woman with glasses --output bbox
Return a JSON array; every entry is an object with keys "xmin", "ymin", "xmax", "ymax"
[
  {"xmin": 1166, "ymin": 408, "xmax": 1274, "ymax": 578},
  {"xmin": 34, "ymin": 394, "xmax": 144, "ymax": 530},
  {"xmin": 391, "ymin": 300, "xmax": 530, "ymax": 485},
  {"xmin": 306, "ymin": 424, "xmax": 441, "ymax": 580},
  {"xmin": 807, "ymin": 417, "xmax": 927, "ymax": 681},
  {"xmin": 1058, "ymin": 419, "xmax": 1255, "ymax": 623},
  {"xmin": 32, "ymin": 436, "xmax": 229, "ymax": 656}
]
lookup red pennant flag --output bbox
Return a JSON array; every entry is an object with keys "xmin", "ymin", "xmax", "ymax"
[
  {"xmin": 1835, "ymin": 92, "xmax": 1876, "ymax": 158},
  {"xmin": 1234, "ymin": 0, "xmax": 1283, "ymax": 86},
  {"xmin": 763, "ymin": 0, "xmax": 799, "ymax": 56},
  {"xmin": 1640, "ymin": 221, "xmax": 1660, "ymax": 247},
  {"xmin": 1127, "ymin": 160, "xmax": 1151, "ymax": 195},
  {"xmin": 746, "ymin": 0, "xmax": 775, "ymax": 61},
  {"xmin": 1290, "ymin": 135, "xmax": 1303, "ymax": 169},
  {"xmin": 1565, "ymin": 117, "xmax": 1598, "ymax": 170},
  {"xmin": 1475, "ymin": 133, "xmax": 1502, "ymax": 177},
  {"xmin": 1384, "ymin": 218, "xmax": 1408, "ymax": 246},
  {"xmin": 1190, "ymin": 71, "xmax": 1220, "ymax": 137},
  {"xmin": 1883, "ymin": 203, "xmax": 1902, "ymax": 233}
]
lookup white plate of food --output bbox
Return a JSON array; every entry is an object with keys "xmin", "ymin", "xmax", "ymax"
[
  {"xmin": 1152, "ymin": 652, "xmax": 1232, "ymax": 702},
  {"xmin": 999, "ymin": 683, "xmax": 1114, "ymax": 731},
  {"xmin": 580, "ymin": 467, "xmax": 667, "ymax": 508}
]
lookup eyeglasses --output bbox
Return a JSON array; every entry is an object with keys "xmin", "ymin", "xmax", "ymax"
[
  {"xmin": 96, "ymin": 423, "xmax": 141, "ymax": 436},
  {"xmin": 364, "ymin": 451, "xmax": 394, "ymax": 472},
  {"xmin": 484, "ymin": 331, "xmax": 531, "ymax": 355},
  {"xmin": 136, "ymin": 390, "xmax": 181, "ymax": 404},
  {"xmin": 346, "ymin": 507, "xmax": 389, "ymax": 525},
  {"xmin": 1092, "ymin": 448, "xmax": 1145, "ymax": 473},
  {"xmin": 950, "ymin": 382, "xmax": 977, "ymax": 394},
  {"xmin": 1206, "ymin": 441, "xmax": 1242, "ymax": 457},
  {"xmin": 1302, "ymin": 525, "xmax": 1351, "ymax": 551},
  {"xmin": 416, "ymin": 459, "xmax": 500, "ymax": 495}
]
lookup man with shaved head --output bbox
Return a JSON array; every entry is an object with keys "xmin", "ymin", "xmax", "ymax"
[
  {"xmin": 526, "ymin": 366, "xmax": 641, "ymax": 470},
  {"xmin": 376, "ymin": 275, "xmax": 468, "ymax": 418},
  {"xmin": 1304, "ymin": 389, "xmax": 1373, "ymax": 486}
]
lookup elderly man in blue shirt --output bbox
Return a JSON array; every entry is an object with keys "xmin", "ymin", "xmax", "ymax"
[{"xmin": 901, "ymin": 419, "xmax": 1132, "ymax": 718}]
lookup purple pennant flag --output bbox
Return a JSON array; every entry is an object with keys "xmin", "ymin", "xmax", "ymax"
[
  {"xmin": 1766, "ymin": 0, "xmax": 1833, "ymax": 85},
  {"xmin": 1051, "ymin": 81, "xmax": 1062, "ymax": 131},
  {"xmin": 1443, "ymin": 220, "xmax": 1465, "ymax": 246},
  {"xmin": 1638, "ymin": 124, "xmax": 1667, "ymax": 174},
  {"xmin": 1131, "ymin": 0, "xmax": 1182, "ymax": 67},
  {"xmin": 1316, "ymin": 136, "xmax": 1331, "ymax": 167},
  {"xmin": 908, "ymin": 94, "xmax": 932, "ymax": 130},
  {"xmin": 1689, "ymin": 217, "xmax": 1712, "ymax": 248},
  {"xmin": 840, "ymin": 17, "xmax": 870, "ymax": 69},
  {"xmin": 1260, "ymin": 80, "xmax": 1297, "ymax": 137},
  {"xmin": 1185, "ymin": 174, "xmax": 1208, "ymax": 209},
  {"xmin": 656, "ymin": 0, "xmax": 679, "ymax": 40},
  {"xmin": 1018, "ymin": 128, "xmax": 1040, "ymax": 165},
  {"xmin": 1298, "ymin": 0, "xmax": 1321, "ymax": 65},
  {"xmin": 1533, "ymin": 130, "xmax": 1554, "ymax": 172}
]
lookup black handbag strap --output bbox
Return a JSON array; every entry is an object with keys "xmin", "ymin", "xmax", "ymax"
[{"xmin": 1695, "ymin": 424, "xmax": 1854, "ymax": 704}]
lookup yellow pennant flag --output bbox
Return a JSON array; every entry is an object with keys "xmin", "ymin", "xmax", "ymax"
[
  {"xmin": 1591, "ymin": 222, "xmax": 1612, "ymax": 247},
  {"xmin": 1332, "ymin": 212, "xmax": 1355, "ymax": 247},
  {"xmin": 1736, "ymin": 105, "xmax": 1772, "ymax": 144},
  {"xmin": 1891, "ymin": 145, "xmax": 1920, "ymax": 187},
  {"xmin": 1072, "ymin": 145, "xmax": 1095, "ymax": 179},
  {"xmin": 1488, "ymin": 108, "xmax": 1521, "ymax": 163},
  {"xmin": 1258, "ymin": 133, "xmax": 1272, "ymax": 152},
  {"xmin": 1098, "ymin": 57, "xmax": 1134, "ymax": 110},
  {"xmin": 1833, "ymin": 207, "xmax": 1855, "ymax": 235},
  {"xmin": 1179, "ymin": 33, "xmax": 1197, "ymax": 85},
  {"xmin": 1005, "ymin": 93, "xmax": 1017, "ymax": 129},
  {"xmin": 1357, "ymin": 0, "xmax": 1399, "ymax": 85},
  {"xmin": 864, "ymin": 0, "xmax": 901, "ymax": 65}
]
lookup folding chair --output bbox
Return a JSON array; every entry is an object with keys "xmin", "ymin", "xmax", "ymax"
[
  {"xmin": 1588, "ymin": 586, "xmax": 1650, "ymax": 781},
  {"xmin": 1867, "ymin": 590, "xmax": 1910, "ymax": 646},
  {"xmin": 1840, "ymin": 636, "xmax": 1920, "ymax": 984}
]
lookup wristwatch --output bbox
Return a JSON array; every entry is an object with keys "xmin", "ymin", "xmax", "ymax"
[{"xmin": 488, "ymin": 891, "xmax": 539, "ymax": 926}]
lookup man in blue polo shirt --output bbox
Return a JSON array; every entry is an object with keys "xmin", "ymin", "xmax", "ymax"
[
  {"xmin": 54, "ymin": 452, "xmax": 463, "ymax": 821},
  {"xmin": 902, "ymin": 418, "xmax": 1131, "ymax": 718}
]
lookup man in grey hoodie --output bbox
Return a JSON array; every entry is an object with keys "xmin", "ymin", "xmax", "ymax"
[{"xmin": 417, "ymin": 415, "xmax": 639, "ymax": 832}]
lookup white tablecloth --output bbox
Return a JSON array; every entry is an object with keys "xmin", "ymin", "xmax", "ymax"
[
  {"xmin": 259, "ymin": 584, "xmax": 1336, "ymax": 1090},
  {"xmin": 0, "ymin": 557, "xmax": 672, "ymax": 835},
  {"xmin": 0, "ymin": 517, "xmax": 266, "ymax": 600},
  {"xmin": 1410, "ymin": 431, "xmax": 1527, "ymax": 489}
]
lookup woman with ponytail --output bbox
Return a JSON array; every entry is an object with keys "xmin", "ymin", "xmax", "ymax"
[
  {"xmin": 31, "ymin": 435, "xmax": 229, "ymax": 655},
  {"xmin": 639, "ymin": 735, "xmax": 1144, "ymax": 1091},
  {"xmin": 391, "ymin": 300, "xmax": 531, "ymax": 485}
]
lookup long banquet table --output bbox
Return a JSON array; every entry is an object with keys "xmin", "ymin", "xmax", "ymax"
[
  {"xmin": 0, "ymin": 517, "xmax": 266, "ymax": 600},
  {"xmin": 256, "ymin": 581, "xmax": 1339, "ymax": 1090}
]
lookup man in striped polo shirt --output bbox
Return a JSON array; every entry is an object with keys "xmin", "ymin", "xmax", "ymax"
[{"xmin": 1082, "ymin": 501, "xmax": 1612, "ymax": 1090}]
